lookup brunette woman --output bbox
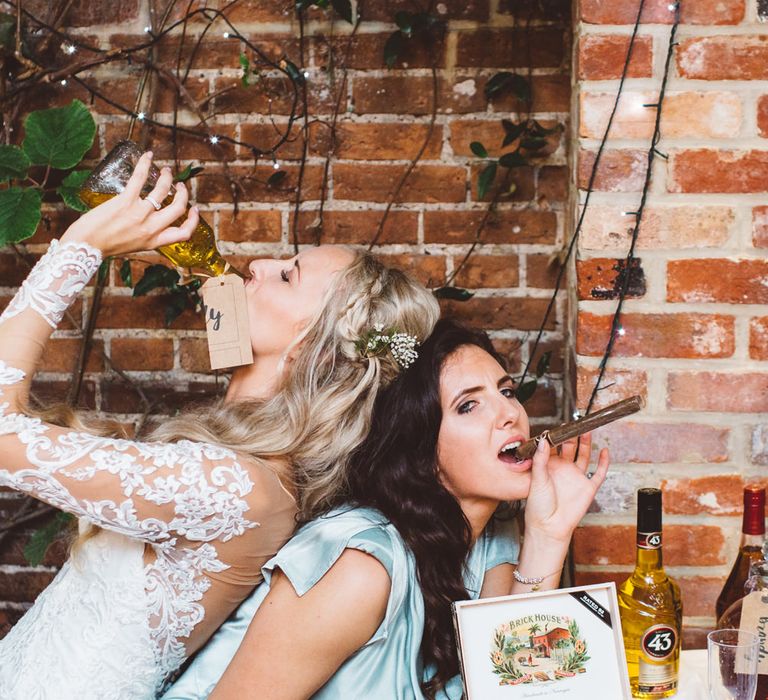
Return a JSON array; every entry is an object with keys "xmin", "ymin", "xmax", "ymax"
[
  {"xmin": 0, "ymin": 152, "xmax": 439, "ymax": 699},
  {"xmin": 164, "ymin": 318, "xmax": 609, "ymax": 699}
]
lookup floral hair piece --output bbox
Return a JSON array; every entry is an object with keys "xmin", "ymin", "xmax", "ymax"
[{"xmin": 356, "ymin": 324, "xmax": 419, "ymax": 369}]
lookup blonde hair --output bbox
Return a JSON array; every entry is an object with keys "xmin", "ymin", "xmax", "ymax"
[{"xmin": 42, "ymin": 250, "xmax": 439, "ymax": 532}]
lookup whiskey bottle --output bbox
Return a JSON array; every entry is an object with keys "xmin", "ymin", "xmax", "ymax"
[
  {"xmin": 618, "ymin": 488, "xmax": 683, "ymax": 698},
  {"xmin": 716, "ymin": 485, "xmax": 766, "ymax": 621}
]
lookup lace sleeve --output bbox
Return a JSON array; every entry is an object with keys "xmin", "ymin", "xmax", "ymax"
[{"xmin": 0, "ymin": 239, "xmax": 259, "ymax": 545}]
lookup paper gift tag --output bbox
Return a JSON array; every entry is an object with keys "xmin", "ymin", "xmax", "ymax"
[
  {"xmin": 737, "ymin": 591, "xmax": 768, "ymax": 674},
  {"xmin": 200, "ymin": 274, "xmax": 253, "ymax": 370}
]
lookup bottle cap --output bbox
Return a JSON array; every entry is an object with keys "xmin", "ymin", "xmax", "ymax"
[
  {"xmin": 637, "ymin": 487, "xmax": 662, "ymax": 534},
  {"xmin": 743, "ymin": 484, "xmax": 766, "ymax": 536}
]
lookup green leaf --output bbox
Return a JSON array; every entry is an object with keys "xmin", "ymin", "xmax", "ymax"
[
  {"xmin": 295, "ymin": 0, "xmax": 314, "ymax": 10},
  {"xmin": 97, "ymin": 258, "xmax": 110, "ymax": 284},
  {"xmin": 0, "ymin": 144, "xmax": 30, "ymax": 179},
  {"xmin": 56, "ymin": 169, "xmax": 91, "ymax": 212},
  {"xmin": 282, "ymin": 59, "xmax": 304, "ymax": 84},
  {"xmin": 0, "ymin": 187, "xmax": 42, "ymax": 246},
  {"xmin": 267, "ymin": 170, "xmax": 287, "ymax": 188},
  {"xmin": 23, "ymin": 511, "xmax": 73, "ymax": 566},
  {"xmin": 484, "ymin": 72, "xmax": 530, "ymax": 102},
  {"xmin": 394, "ymin": 11, "xmax": 413, "ymax": 36},
  {"xmin": 239, "ymin": 52, "xmax": 250, "ymax": 86},
  {"xmin": 520, "ymin": 137, "xmax": 548, "ymax": 151},
  {"xmin": 433, "ymin": 286, "xmax": 474, "ymax": 301},
  {"xmin": 133, "ymin": 264, "xmax": 180, "ymax": 296},
  {"xmin": 174, "ymin": 164, "xmax": 204, "ymax": 182},
  {"xmin": 119, "ymin": 259, "xmax": 133, "ymax": 288},
  {"xmin": 164, "ymin": 288, "xmax": 190, "ymax": 328},
  {"xmin": 536, "ymin": 350, "xmax": 552, "ymax": 378},
  {"xmin": 498, "ymin": 151, "xmax": 527, "ymax": 168},
  {"xmin": 477, "ymin": 161, "xmax": 497, "ymax": 199},
  {"xmin": 383, "ymin": 31, "xmax": 404, "ymax": 68},
  {"xmin": 331, "ymin": 0, "xmax": 353, "ymax": 23},
  {"xmin": 22, "ymin": 99, "xmax": 96, "ymax": 169},
  {"xmin": 515, "ymin": 379, "xmax": 538, "ymax": 404},
  {"xmin": 0, "ymin": 13, "xmax": 15, "ymax": 56},
  {"xmin": 501, "ymin": 119, "xmax": 527, "ymax": 147},
  {"xmin": 470, "ymin": 141, "xmax": 488, "ymax": 159}
]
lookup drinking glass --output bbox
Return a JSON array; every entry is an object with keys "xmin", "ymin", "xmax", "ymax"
[{"xmin": 708, "ymin": 629, "xmax": 759, "ymax": 700}]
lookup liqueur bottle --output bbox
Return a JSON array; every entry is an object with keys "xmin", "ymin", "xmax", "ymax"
[
  {"xmin": 716, "ymin": 485, "xmax": 766, "ymax": 621},
  {"xmin": 618, "ymin": 488, "xmax": 682, "ymax": 699},
  {"xmin": 79, "ymin": 140, "xmax": 244, "ymax": 278}
]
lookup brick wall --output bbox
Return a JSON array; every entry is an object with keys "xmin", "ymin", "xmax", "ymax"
[
  {"xmin": 0, "ymin": 1, "xmax": 571, "ymax": 634},
  {"xmin": 572, "ymin": 0, "xmax": 767, "ymax": 646}
]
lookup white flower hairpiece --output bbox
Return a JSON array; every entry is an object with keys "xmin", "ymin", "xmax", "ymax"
[{"xmin": 356, "ymin": 324, "xmax": 419, "ymax": 369}]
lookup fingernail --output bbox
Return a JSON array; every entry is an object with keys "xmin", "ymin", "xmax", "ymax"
[
  {"xmin": 146, "ymin": 151, "xmax": 153, "ymax": 158},
  {"xmin": 537, "ymin": 438, "xmax": 546, "ymax": 453}
]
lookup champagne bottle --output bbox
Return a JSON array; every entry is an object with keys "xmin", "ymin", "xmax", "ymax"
[
  {"xmin": 618, "ymin": 488, "xmax": 683, "ymax": 699},
  {"xmin": 716, "ymin": 485, "xmax": 766, "ymax": 621},
  {"xmin": 79, "ymin": 140, "xmax": 244, "ymax": 279}
]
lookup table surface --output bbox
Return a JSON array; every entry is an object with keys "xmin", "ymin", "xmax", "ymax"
[{"xmin": 676, "ymin": 649, "xmax": 708, "ymax": 699}]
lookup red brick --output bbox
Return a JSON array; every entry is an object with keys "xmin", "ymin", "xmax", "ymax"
[
  {"xmin": 528, "ymin": 339, "xmax": 565, "ymax": 375},
  {"xmin": 95, "ymin": 296, "xmax": 204, "ymax": 331},
  {"xmin": 593, "ymin": 422, "xmax": 730, "ymax": 464},
  {"xmin": 661, "ymin": 475, "xmax": 747, "ymax": 517},
  {"xmin": 573, "ymin": 525, "xmax": 725, "ymax": 567},
  {"xmin": 455, "ymin": 28, "xmax": 565, "ymax": 68},
  {"xmin": 224, "ymin": 0, "xmax": 294, "ymax": 22},
  {"xmin": 0, "ymin": 570, "xmax": 56, "ymax": 603},
  {"xmin": 352, "ymin": 76, "xmax": 487, "ymax": 115},
  {"xmin": 218, "ymin": 210, "xmax": 282, "ymax": 243},
  {"xmin": 104, "ymin": 122, "xmax": 237, "ymax": 162},
  {"xmin": 111, "ymin": 338, "xmax": 174, "ymax": 371},
  {"xmin": 580, "ymin": 0, "xmax": 744, "ymax": 24},
  {"xmin": 450, "ymin": 120, "xmax": 560, "ymax": 158},
  {"xmin": 758, "ymin": 96, "xmax": 768, "ymax": 138},
  {"xmin": 668, "ymin": 373, "xmax": 768, "ymax": 412},
  {"xmin": 440, "ymin": 297, "xmax": 555, "ymax": 331},
  {"xmin": 576, "ymin": 367, "xmax": 647, "ymax": 411},
  {"xmin": 576, "ymin": 257, "xmax": 646, "ymax": 300},
  {"xmin": 577, "ymin": 312, "xmax": 735, "ymax": 359},
  {"xmin": 750, "ymin": 317, "xmax": 768, "ymax": 360},
  {"xmin": 333, "ymin": 122, "xmax": 443, "ymax": 160},
  {"xmin": 27, "ymin": 208, "xmax": 80, "ymax": 246},
  {"xmin": 526, "ymin": 255, "xmax": 561, "ymax": 289},
  {"xmin": 677, "ymin": 36, "xmax": 768, "ymax": 80},
  {"xmin": 332, "ymin": 164, "xmax": 465, "ymax": 203},
  {"xmin": 424, "ymin": 209, "xmax": 557, "ymax": 245},
  {"xmin": 538, "ymin": 166, "xmax": 568, "ymax": 203},
  {"xmin": 292, "ymin": 210, "xmax": 418, "ymax": 246},
  {"xmin": 314, "ymin": 33, "xmax": 436, "ymax": 71},
  {"xmin": 0, "ymin": 252, "xmax": 36, "ymax": 288},
  {"xmin": 179, "ymin": 338, "xmax": 210, "ymax": 373},
  {"xmin": 578, "ymin": 149, "xmax": 647, "ymax": 192},
  {"xmin": 197, "ymin": 165, "xmax": 324, "ymax": 204},
  {"xmin": 101, "ymin": 380, "xmax": 219, "ymax": 414},
  {"xmin": 523, "ymin": 381, "xmax": 558, "ymax": 419},
  {"xmin": 667, "ymin": 259, "xmax": 768, "ymax": 304},
  {"xmin": 0, "ymin": 529, "xmax": 68, "ymax": 568},
  {"xmin": 213, "ymin": 75, "xmax": 341, "ymax": 115},
  {"xmin": 579, "ymin": 91, "xmax": 742, "ymax": 140},
  {"xmin": 374, "ymin": 254, "xmax": 446, "ymax": 288},
  {"xmin": 152, "ymin": 35, "xmax": 244, "ymax": 70},
  {"xmin": 23, "ymin": 0, "xmax": 140, "ymax": 25},
  {"xmin": 30, "ymin": 379, "xmax": 96, "ymax": 410},
  {"xmin": 580, "ymin": 205, "xmax": 735, "ymax": 250},
  {"xmin": 154, "ymin": 76, "xmax": 211, "ymax": 115},
  {"xmin": 451, "ymin": 255, "xmax": 519, "ymax": 289},
  {"xmin": 671, "ymin": 150, "xmax": 768, "ymax": 194},
  {"xmin": 577, "ymin": 35, "xmax": 653, "ymax": 80},
  {"xmin": 753, "ymin": 206, "xmax": 768, "ymax": 248},
  {"xmin": 361, "ymin": 0, "xmax": 489, "ymax": 21},
  {"xmin": 498, "ymin": 0, "xmax": 570, "ymax": 20},
  {"xmin": 40, "ymin": 338, "xmax": 104, "ymax": 373},
  {"xmin": 493, "ymin": 338, "xmax": 522, "ymax": 374},
  {"xmin": 469, "ymin": 165, "xmax": 536, "ymax": 203}
]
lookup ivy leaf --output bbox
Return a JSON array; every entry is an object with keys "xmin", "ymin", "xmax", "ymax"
[
  {"xmin": 515, "ymin": 379, "xmax": 538, "ymax": 404},
  {"xmin": 0, "ymin": 144, "xmax": 30, "ymax": 180},
  {"xmin": 22, "ymin": 99, "xmax": 96, "ymax": 169},
  {"xmin": 133, "ymin": 264, "xmax": 180, "ymax": 297},
  {"xmin": 23, "ymin": 511, "xmax": 73, "ymax": 566},
  {"xmin": 394, "ymin": 11, "xmax": 414, "ymax": 37},
  {"xmin": 0, "ymin": 187, "xmax": 42, "ymax": 246},
  {"xmin": 174, "ymin": 164, "xmax": 204, "ymax": 182},
  {"xmin": 331, "ymin": 0, "xmax": 353, "ymax": 23},
  {"xmin": 530, "ymin": 120, "xmax": 560, "ymax": 137},
  {"xmin": 536, "ymin": 350, "xmax": 552, "ymax": 378},
  {"xmin": 56, "ymin": 169, "xmax": 91, "ymax": 212},
  {"xmin": 295, "ymin": 0, "xmax": 314, "ymax": 10},
  {"xmin": 164, "ymin": 288, "xmax": 190, "ymax": 328},
  {"xmin": 0, "ymin": 12, "xmax": 15, "ymax": 56},
  {"xmin": 521, "ymin": 137, "xmax": 548, "ymax": 151},
  {"xmin": 477, "ymin": 161, "xmax": 497, "ymax": 199},
  {"xmin": 267, "ymin": 170, "xmax": 287, "ymax": 188},
  {"xmin": 97, "ymin": 258, "xmax": 110, "ymax": 284},
  {"xmin": 119, "ymin": 259, "xmax": 133, "ymax": 288},
  {"xmin": 239, "ymin": 52, "xmax": 250, "ymax": 86},
  {"xmin": 484, "ymin": 72, "xmax": 530, "ymax": 102},
  {"xmin": 384, "ymin": 31, "xmax": 404, "ymax": 68},
  {"xmin": 470, "ymin": 141, "xmax": 488, "ymax": 158},
  {"xmin": 281, "ymin": 59, "xmax": 304, "ymax": 84},
  {"xmin": 501, "ymin": 120, "xmax": 527, "ymax": 147},
  {"xmin": 498, "ymin": 151, "xmax": 528, "ymax": 168},
  {"xmin": 433, "ymin": 286, "xmax": 474, "ymax": 301}
]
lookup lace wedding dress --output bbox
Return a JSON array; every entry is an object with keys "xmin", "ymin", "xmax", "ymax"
[{"xmin": 0, "ymin": 240, "xmax": 297, "ymax": 699}]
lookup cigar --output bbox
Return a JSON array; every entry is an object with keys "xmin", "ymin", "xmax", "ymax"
[{"xmin": 513, "ymin": 395, "xmax": 644, "ymax": 461}]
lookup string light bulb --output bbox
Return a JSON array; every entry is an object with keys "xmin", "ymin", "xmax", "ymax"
[
  {"xmin": 223, "ymin": 31, "xmax": 231, "ymax": 38},
  {"xmin": 60, "ymin": 79, "xmax": 67, "ymax": 86},
  {"xmin": 303, "ymin": 70, "xmax": 310, "ymax": 79},
  {"xmin": 572, "ymin": 410, "xmax": 581, "ymax": 420},
  {"xmin": 143, "ymin": 26, "xmax": 152, "ymax": 33},
  {"xmin": 617, "ymin": 327, "xmax": 626, "ymax": 337},
  {"xmin": 272, "ymin": 161, "xmax": 280, "ymax": 170},
  {"xmin": 136, "ymin": 111, "xmax": 146, "ymax": 121},
  {"xmin": 209, "ymin": 135, "xmax": 220, "ymax": 145},
  {"xmin": 62, "ymin": 43, "xmax": 76, "ymax": 55}
]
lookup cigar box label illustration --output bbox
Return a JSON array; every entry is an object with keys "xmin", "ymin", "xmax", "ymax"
[{"xmin": 489, "ymin": 614, "xmax": 589, "ymax": 686}]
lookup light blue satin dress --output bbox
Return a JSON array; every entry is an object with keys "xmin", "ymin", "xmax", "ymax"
[{"xmin": 162, "ymin": 506, "xmax": 520, "ymax": 699}]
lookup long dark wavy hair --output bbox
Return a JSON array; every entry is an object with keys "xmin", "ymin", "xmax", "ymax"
[{"xmin": 331, "ymin": 318, "xmax": 507, "ymax": 697}]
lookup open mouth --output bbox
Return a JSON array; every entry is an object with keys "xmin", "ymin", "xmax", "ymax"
[{"xmin": 498, "ymin": 441, "xmax": 525, "ymax": 464}]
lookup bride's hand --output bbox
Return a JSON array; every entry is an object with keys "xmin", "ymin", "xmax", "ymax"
[
  {"xmin": 61, "ymin": 151, "xmax": 199, "ymax": 258},
  {"xmin": 523, "ymin": 432, "xmax": 610, "ymax": 546}
]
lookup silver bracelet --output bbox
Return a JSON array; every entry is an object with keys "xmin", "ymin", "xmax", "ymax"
[{"xmin": 513, "ymin": 567, "xmax": 561, "ymax": 592}]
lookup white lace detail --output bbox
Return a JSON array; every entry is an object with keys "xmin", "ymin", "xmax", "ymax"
[{"xmin": 0, "ymin": 238, "xmax": 102, "ymax": 328}]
